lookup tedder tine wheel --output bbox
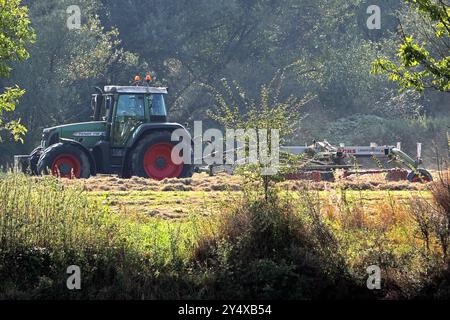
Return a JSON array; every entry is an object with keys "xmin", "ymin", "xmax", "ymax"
[
  {"xmin": 407, "ymin": 169, "xmax": 433, "ymax": 183},
  {"xmin": 131, "ymin": 131, "xmax": 193, "ymax": 180}
]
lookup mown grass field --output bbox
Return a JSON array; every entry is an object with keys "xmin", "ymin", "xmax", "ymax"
[
  {"xmin": 86, "ymin": 189, "xmax": 432, "ymax": 220},
  {"xmin": 68, "ymin": 172, "xmax": 433, "ymax": 220}
]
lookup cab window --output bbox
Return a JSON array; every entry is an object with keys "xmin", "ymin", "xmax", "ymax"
[
  {"xmin": 148, "ymin": 94, "xmax": 167, "ymax": 117},
  {"xmin": 116, "ymin": 94, "xmax": 145, "ymax": 118}
]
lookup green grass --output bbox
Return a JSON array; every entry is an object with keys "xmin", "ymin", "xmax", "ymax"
[
  {"xmin": 0, "ymin": 174, "xmax": 206, "ymax": 298},
  {"xmin": 0, "ymin": 173, "xmax": 447, "ymax": 299},
  {"xmin": 86, "ymin": 189, "xmax": 432, "ymax": 221},
  {"xmin": 86, "ymin": 190, "xmax": 228, "ymax": 220}
]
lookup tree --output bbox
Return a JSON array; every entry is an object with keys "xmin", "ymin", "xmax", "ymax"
[
  {"xmin": 7, "ymin": 0, "xmax": 141, "ymax": 151},
  {"xmin": 372, "ymin": 0, "xmax": 450, "ymax": 92},
  {"xmin": 0, "ymin": 0, "xmax": 35, "ymax": 142},
  {"xmin": 206, "ymin": 61, "xmax": 316, "ymax": 200}
]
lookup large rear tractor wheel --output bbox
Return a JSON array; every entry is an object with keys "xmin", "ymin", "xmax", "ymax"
[
  {"xmin": 37, "ymin": 143, "xmax": 91, "ymax": 179},
  {"xmin": 407, "ymin": 169, "xmax": 433, "ymax": 183},
  {"xmin": 131, "ymin": 131, "xmax": 193, "ymax": 180}
]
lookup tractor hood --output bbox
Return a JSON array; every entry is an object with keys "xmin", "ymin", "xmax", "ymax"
[
  {"xmin": 42, "ymin": 121, "xmax": 107, "ymax": 149},
  {"xmin": 43, "ymin": 121, "xmax": 107, "ymax": 136}
]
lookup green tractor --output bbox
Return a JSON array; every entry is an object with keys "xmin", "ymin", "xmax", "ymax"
[{"xmin": 15, "ymin": 85, "xmax": 193, "ymax": 180}]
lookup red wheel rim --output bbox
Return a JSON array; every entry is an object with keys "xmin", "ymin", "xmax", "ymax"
[
  {"xmin": 51, "ymin": 154, "xmax": 81, "ymax": 179},
  {"xmin": 143, "ymin": 143, "xmax": 184, "ymax": 180}
]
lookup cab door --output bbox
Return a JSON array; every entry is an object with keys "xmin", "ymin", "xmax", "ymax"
[{"xmin": 111, "ymin": 94, "xmax": 146, "ymax": 147}]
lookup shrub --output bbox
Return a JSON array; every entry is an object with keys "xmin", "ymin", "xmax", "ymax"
[
  {"xmin": 191, "ymin": 191, "xmax": 368, "ymax": 299},
  {"xmin": 413, "ymin": 170, "xmax": 450, "ymax": 299}
]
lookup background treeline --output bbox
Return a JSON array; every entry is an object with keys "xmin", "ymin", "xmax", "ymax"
[{"xmin": 0, "ymin": 0, "xmax": 448, "ymax": 165}]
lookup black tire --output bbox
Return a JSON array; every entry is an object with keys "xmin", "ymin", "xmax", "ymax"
[
  {"xmin": 37, "ymin": 143, "xmax": 91, "ymax": 179},
  {"xmin": 29, "ymin": 147, "xmax": 43, "ymax": 175},
  {"xmin": 407, "ymin": 169, "xmax": 433, "ymax": 183},
  {"xmin": 131, "ymin": 131, "xmax": 193, "ymax": 180}
]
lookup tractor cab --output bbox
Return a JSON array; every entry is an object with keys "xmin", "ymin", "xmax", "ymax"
[
  {"xmin": 91, "ymin": 86, "xmax": 170, "ymax": 148},
  {"xmin": 92, "ymin": 86, "xmax": 168, "ymax": 123}
]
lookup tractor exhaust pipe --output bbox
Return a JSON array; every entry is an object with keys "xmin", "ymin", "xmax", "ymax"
[{"xmin": 91, "ymin": 86, "xmax": 104, "ymax": 122}]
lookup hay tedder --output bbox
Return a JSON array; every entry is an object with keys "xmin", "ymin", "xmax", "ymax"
[
  {"xmin": 204, "ymin": 140, "xmax": 433, "ymax": 183},
  {"xmin": 280, "ymin": 141, "xmax": 432, "ymax": 183}
]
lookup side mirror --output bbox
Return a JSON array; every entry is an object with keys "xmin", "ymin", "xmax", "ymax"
[
  {"xmin": 105, "ymin": 96, "xmax": 113, "ymax": 110},
  {"xmin": 90, "ymin": 94, "xmax": 96, "ymax": 111}
]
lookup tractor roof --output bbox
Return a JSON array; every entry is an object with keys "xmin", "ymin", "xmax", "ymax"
[{"xmin": 104, "ymin": 86, "xmax": 168, "ymax": 94}]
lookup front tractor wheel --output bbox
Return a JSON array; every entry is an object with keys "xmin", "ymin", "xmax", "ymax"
[
  {"xmin": 29, "ymin": 147, "xmax": 43, "ymax": 175},
  {"xmin": 131, "ymin": 132, "xmax": 193, "ymax": 180},
  {"xmin": 37, "ymin": 143, "xmax": 91, "ymax": 179}
]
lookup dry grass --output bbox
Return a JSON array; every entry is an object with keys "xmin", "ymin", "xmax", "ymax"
[
  {"xmin": 60, "ymin": 173, "xmax": 240, "ymax": 192},
  {"xmin": 57, "ymin": 171, "xmax": 432, "ymax": 193}
]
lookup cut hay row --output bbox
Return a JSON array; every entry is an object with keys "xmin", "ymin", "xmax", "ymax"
[{"xmin": 59, "ymin": 172, "xmax": 433, "ymax": 193}]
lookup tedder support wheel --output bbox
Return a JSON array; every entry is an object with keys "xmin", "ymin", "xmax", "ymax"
[
  {"xmin": 37, "ymin": 143, "xmax": 91, "ymax": 179},
  {"xmin": 407, "ymin": 169, "xmax": 433, "ymax": 183},
  {"xmin": 131, "ymin": 131, "xmax": 193, "ymax": 180}
]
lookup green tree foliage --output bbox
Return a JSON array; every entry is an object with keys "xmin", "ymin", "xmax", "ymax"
[
  {"xmin": 0, "ymin": 0, "xmax": 35, "ymax": 142},
  {"xmin": 206, "ymin": 62, "xmax": 315, "ymax": 199},
  {"xmin": 372, "ymin": 0, "xmax": 450, "ymax": 92},
  {"xmin": 1, "ymin": 0, "xmax": 141, "ymax": 160},
  {"xmin": 0, "ymin": 0, "xmax": 447, "ymax": 164},
  {"xmin": 104, "ymin": 0, "xmax": 383, "ymax": 119},
  {"xmin": 207, "ymin": 62, "xmax": 316, "ymax": 142}
]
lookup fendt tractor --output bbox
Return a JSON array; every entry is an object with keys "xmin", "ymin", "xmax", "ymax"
[{"xmin": 15, "ymin": 78, "xmax": 193, "ymax": 180}]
